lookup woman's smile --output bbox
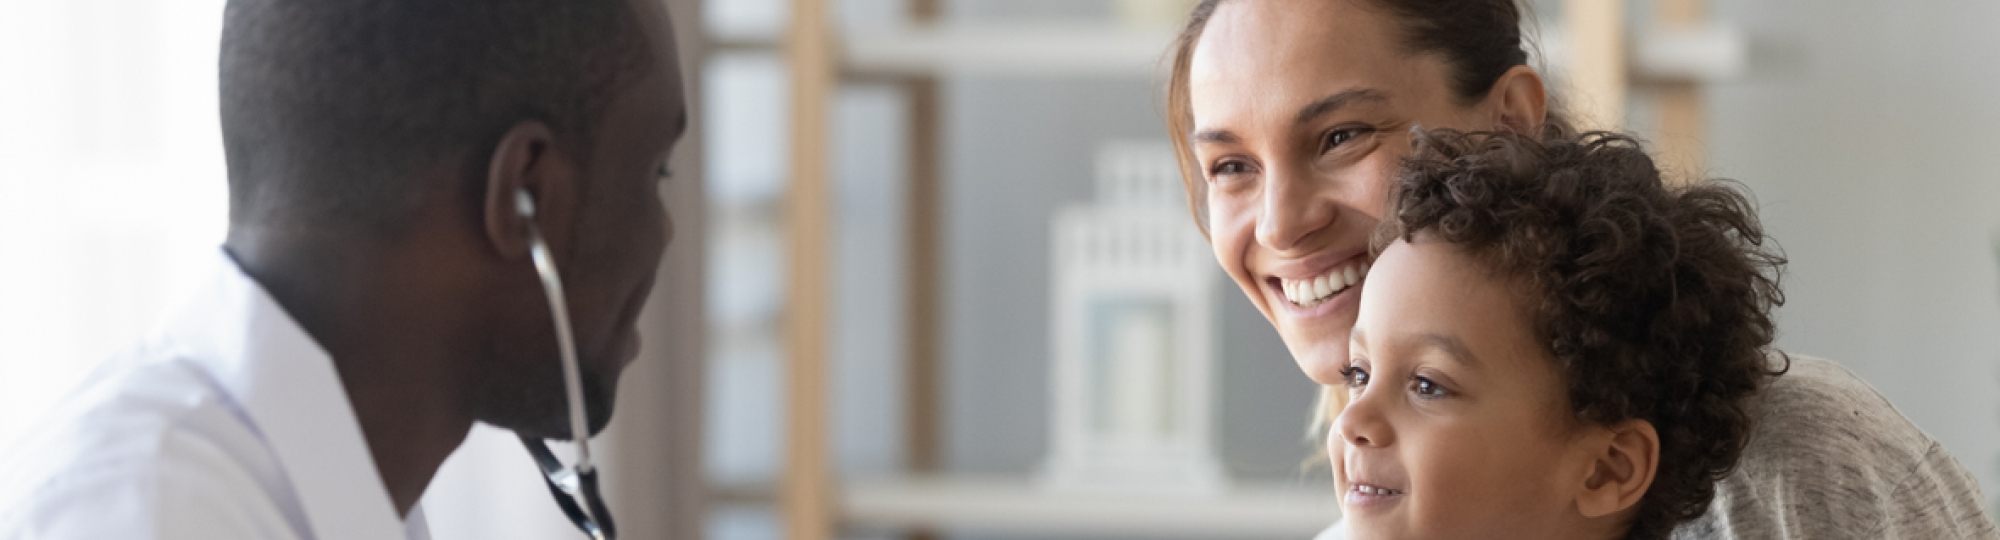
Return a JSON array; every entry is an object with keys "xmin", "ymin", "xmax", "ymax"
[
  {"xmin": 1243, "ymin": 246, "xmax": 1377, "ymax": 384},
  {"xmin": 1269, "ymin": 256, "xmax": 1372, "ymax": 310}
]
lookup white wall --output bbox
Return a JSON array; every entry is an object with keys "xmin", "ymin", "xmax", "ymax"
[
  {"xmin": 1695, "ymin": 0, "xmax": 2000, "ymax": 504},
  {"xmin": 0, "ymin": 3, "xmax": 626, "ymax": 538},
  {"xmin": 0, "ymin": 0, "xmax": 229, "ymax": 454}
]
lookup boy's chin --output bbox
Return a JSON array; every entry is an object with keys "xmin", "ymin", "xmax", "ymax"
[{"xmin": 1342, "ymin": 517, "xmax": 1412, "ymax": 540}]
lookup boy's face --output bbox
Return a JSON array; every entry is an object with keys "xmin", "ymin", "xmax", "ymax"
[{"xmin": 1335, "ymin": 237, "xmax": 1605, "ymax": 539}]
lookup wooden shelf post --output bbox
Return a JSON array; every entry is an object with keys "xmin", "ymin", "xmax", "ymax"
[
  {"xmin": 901, "ymin": 2, "xmax": 945, "ymax": 540},
  {"xmin": 1564, "ymin": 0, "xmax": 1627, "ymax": 130},
  {"xmin": 1656, "ymin": 0, "xmax": 1707, "ymax": 181},
  {"xmin": 783, "ymin": 0, "xmax": 836, "ymax": 537}
]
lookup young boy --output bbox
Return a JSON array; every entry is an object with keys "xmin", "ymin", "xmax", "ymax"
[{"xmin": 1332, "ymin": 129, "xmax": 1785, "ymax": 540}]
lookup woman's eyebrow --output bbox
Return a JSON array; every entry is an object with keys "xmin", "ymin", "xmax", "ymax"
[
  {"xmin": 1191, "ymin": 129, "xmax": 1240, "ymax": 144},
  {"xmin": 1189, "ymin": 89, "xmax": 1389, "ymax": 145},
  {"xmin": 1294, "ymin": 88, "xmax": 1389, "ymax": 125}
]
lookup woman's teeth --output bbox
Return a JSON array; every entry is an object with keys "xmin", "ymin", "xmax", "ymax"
[{"xmin": 1282, "ymin": 261, "xmax": 1370, "ymax": 307}]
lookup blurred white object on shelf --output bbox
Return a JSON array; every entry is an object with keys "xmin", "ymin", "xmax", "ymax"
[{"xmin": 1042, "ymin": 140, "xmax": 1226, "ymax": 495}]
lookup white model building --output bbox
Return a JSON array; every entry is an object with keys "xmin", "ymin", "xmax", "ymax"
[{"xmin": 1041, "ymin": 140, "xmax": 1226, "ymax": 494}]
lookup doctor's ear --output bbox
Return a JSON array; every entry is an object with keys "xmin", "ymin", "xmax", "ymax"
[{"xmin": 483, "ymin": 121, "xmax": 577, "ymax": 259}]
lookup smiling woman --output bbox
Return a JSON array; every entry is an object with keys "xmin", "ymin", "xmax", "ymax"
[
  {"xmin": 1161, "ymin": 0, "xmax": 2000, "ymax": 538},
  {"xmin": 1165, "ymin": 0, "xmax": 1556, "ymax": 387}
]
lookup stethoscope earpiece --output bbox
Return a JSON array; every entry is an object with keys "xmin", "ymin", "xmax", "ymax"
[{"xmin": 515, "ymin": 189, "xmax": 538, "ymax": 220}]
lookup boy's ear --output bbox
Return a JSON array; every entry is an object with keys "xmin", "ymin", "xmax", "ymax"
[{"xmin": 1576, "ymin": 418, "xmax": 1659, "ymax": 518}]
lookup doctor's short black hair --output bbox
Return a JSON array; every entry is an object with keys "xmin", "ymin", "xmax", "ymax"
[
  {"xmin": 219, "ymin": 0, "xmax": 652, "ymax": 231},
  {"xmin": 1373, "ymin": 129, "xmax": 1788, "ymax": 540}
]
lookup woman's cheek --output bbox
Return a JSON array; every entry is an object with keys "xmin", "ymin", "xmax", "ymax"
[
  {"xmin": 1355, "ymin": 145, "xmax": 1406, "ymax": 219},
  {"xmin": 1207, "ymin": 194, "xmax": 1260, "ymax": 281},
  {"xmin": 1212, "ymin": 196, "xmax": 1292, "ymax": 328}
]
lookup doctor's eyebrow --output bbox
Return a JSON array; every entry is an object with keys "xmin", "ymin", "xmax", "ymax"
[
  {"xmin": 652, "ymin": 108, "xmax": 690, "ymax": 167},
  {"xmin": 670, "ymin": 108, "xmax": 690, "ymax": 143}
]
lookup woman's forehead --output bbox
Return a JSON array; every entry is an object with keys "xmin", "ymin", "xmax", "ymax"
[{"xmin": 1188, "ymin": 0, "xmax": 1452, "ymax": 128}]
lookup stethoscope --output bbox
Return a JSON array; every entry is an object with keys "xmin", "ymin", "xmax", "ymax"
[{"xmin": 514, "ymin": 189, "xmax": 617, "ymax": 540}]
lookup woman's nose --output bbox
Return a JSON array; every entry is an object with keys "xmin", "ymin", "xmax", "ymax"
[{"xmin": 1254, "ymin": 166, "xmax": 1335, "ymax": 252}]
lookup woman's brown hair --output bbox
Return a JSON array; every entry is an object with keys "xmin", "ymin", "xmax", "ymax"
[{"xmin": 1165, "ymin": 0, "xmax": 1560, "ymax": 230}]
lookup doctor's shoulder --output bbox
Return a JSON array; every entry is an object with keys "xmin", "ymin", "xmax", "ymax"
[{"xmin": 0, "ymin": 348, "xmax": 308, "ymax": 539}]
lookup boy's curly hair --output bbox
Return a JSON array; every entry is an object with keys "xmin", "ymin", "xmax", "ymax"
[{"xmin": 1374, "ymin": 129, "xmax": 1788, "ymax": 540}]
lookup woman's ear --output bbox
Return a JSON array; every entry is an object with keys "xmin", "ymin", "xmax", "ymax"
[
  {"xmin": 482, "ymin": 121, "xmax": 578, "ymax": 260},
  {"xmin": 1488, "ymin": 65, "xmax": 1548, "ymax": 134},
  {"xmin": 1576, "ymin": 418, "xmax": 1659, "ymax": 519}
]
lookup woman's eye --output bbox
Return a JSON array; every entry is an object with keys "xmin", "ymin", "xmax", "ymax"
[
  {"xmin": 1340, "ymin": 365, "xmax": 1370, "ymax": 389},
  {"xmin": 655, "ymin": 164, "xmax": 675, "ymax": 181},
  {"xmin": 1322, "ymin": 127, "xmax": 1371, "ymax": 152},
  {"xmin": 1412, "ymin": 377, "xmax": 1449, "ymax": 397},
  {"xmin": 1207, "ymin": 159, "xmax": 1251, "ymax": 179}
]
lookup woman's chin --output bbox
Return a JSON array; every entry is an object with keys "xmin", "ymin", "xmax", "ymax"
[
  {"xmin": 1291, "ymin": 340, "xmax": 1352, "ymax": 386},
  {"xmin": 1275, "ymin": 284, "xmax": 1364, "ymax": 384}
]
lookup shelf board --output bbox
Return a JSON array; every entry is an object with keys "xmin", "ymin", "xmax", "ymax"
[
  {"xmin": 840, "ymin": 475, "xmax": 1339, "ymax": 538},
  {"xmin": 841, "ymin": 22, "xmax": 1179, "ymax": 77},
  {"xmin": 837, "ymin": 22, "xmax": 1745, "ymax": 83}
]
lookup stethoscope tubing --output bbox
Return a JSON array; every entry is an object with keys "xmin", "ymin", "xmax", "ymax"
[{"xmin": 515, "ymin": 190, "xmax": 614, "ymax": 539}]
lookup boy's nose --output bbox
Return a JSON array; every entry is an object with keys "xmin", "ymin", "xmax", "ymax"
[{"xmin": 1333, "ymin": 388, "xmax": 1393, "ymax": 448}]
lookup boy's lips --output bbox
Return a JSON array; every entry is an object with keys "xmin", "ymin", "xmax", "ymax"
[
  {"xmin": 1352, "ymin": 484, "xmax": 1400, "ymax": 496},
  {"xmin": 1347, "ymin": 482, "xmax": 1405, "ymax": 496},
  {"xmin": 1342, "ymin": 460, "xmax": 1408, "ymax": 511},
  {"xmin": 1343, "ymin": 478, "xmax": 1407, "ymax": 510}
]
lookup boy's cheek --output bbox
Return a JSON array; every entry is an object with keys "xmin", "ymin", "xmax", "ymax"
[{"xmin": 1326, "ymin": 437, "xmax": 1346, "ymax": 488}]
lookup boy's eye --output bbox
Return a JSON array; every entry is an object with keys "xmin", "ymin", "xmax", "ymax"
[
  {"xmin": 1339, "ymin": 365, "xmax": 1370, "ymax": 389},
  {"xmin": 1412, "ymin": 377, "xmax": 1449, "ymax": 397}
]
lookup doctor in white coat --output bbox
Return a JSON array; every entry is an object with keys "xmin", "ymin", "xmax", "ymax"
[{"xmin": 0, "ymin": 0, "xmax": 689, "ymax": 538}]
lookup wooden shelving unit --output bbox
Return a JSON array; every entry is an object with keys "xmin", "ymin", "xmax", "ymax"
[
  {"xmin": 843, "ymin": 476, "xmax": 1336, "ymax": 539},
  {"xmin": 768, "ymin": 2, "xmax": 1738, "ymax": 538}
]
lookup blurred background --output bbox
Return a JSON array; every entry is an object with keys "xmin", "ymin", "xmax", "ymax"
[{"xmin": 2, "ymin": 0, "xmax": 1998, "ymax": 539}]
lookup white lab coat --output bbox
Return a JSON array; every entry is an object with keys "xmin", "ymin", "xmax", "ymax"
[{"xmin": 0, "ymin": 251, "xmax": 429, "ymax": 540}]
